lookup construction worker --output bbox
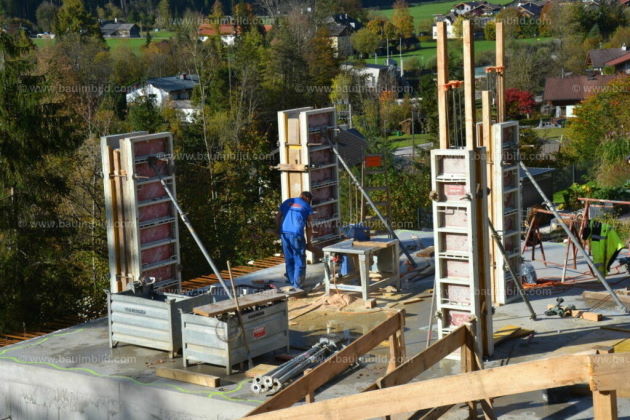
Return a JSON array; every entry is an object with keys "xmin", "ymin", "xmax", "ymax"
[{"xmin": 275, "ymin": 192, "xmax": 314, "ymax": 289}]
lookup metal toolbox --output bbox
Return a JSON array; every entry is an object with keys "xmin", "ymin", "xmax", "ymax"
[
  {"xmin": 181, "ymin": 300, "xmax": 289, "ymax": 374},
  {"xmin": 107, "ymin": 290, "xmax": 215, "ymax": 357}
]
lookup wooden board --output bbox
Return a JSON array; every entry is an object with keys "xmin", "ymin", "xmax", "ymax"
[
  {"xmin": 246, "ymin": 354, "xmax": 617, "ymax": 420},
  {"xmin": 155, "ymin": 366, "xmax": 221, "ymax": 387},
  {"xmin": 493, "ymin": 325, "xmax": 533, "ymax": 346},
  {"xmin": 582, "ymin": 290, "xmax": 630, "ymax": 304},
  {"xmin": 245, "ymin": 364, "xmax": 277, "ymax": 378},
  {"xmin": 193, "ymin": 290, "xmax": 287, "ymax": 317}
]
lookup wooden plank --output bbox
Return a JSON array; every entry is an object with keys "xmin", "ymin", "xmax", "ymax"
[
  {"xmin": 193, "ymin": 290, "xmax": 286, "ymax": 317},
  {"xmin": 583, "ymin": 290, "xmax": 630, "ymax": 304},
  {"xmin": 245, "ymin": 364, "xmax": 277, "ymax": 378},
  {"xmin": 352, "ymin": 240, "xmax": 394, "ymax": 248},
  {"xmin": 363, "ymin": 325, "xmax": 467, "ymax": 392},
  {"xmin": 246, "ymin": 311, "xmax": 405, "ymax": 416},
  {"xmin": 582, "ymin": 312, "xmax": 603, "ymax": 322},
  {"xmin": 246, "ymin": 354, "xmax": 596, "ymax": 420},
  {"xmin": 495, "ymin": 22, "xmax": 505, "ymax": 123},
  {"xmin": 155, "ymin": 366, "xmax": 221, "ymax": 388},
  {"xmin": 436, "ymin": 21, "xmax": 449, "ymax": 149},
  {"xmin": 462, "ymin": 20, "xmax": 476, "ymax": 150}
]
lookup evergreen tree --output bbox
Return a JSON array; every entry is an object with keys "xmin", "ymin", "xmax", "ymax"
[
  {"xmin": 0, "ymin": 32, "xmax": 82, "ymax": 331},
  {"xmin": 55, "ymin": 0, "xmax": 102, "ymax": 39}
]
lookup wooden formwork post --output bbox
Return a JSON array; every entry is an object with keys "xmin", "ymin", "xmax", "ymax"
[
  {"xmin": 495, "ymin": 22, "xmax": 505, "ymax": 123},
  {"xmin": 436, "ymin": 21, "xmax": 450, "ymax": 149},
  {"xmin": 463, "ymin": 20, "xmax": 476, "ymax": 150},
  {"xmin": 482, "ymin": 91, "xmax": 497, "ymax": 304}
]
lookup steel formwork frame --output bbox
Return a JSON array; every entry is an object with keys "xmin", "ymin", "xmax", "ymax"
[
  {"xmin": 101, "ymin": 132, "xmax": 182, "ymax": 293},
  {"xmin": 433, "ymin": 20, "xmax": 494, "ymax": 357},
  {"xmin": 491, "ymin": 122, "xmax": 522, "ymax": 304}
]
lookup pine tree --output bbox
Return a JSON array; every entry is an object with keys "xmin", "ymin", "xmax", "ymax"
[
  {"xmin": 55, "ymin": 0, "xmax": 102, "ymax": 39},
  {"xmin": 0, "ymin": 32, "xmax": 82, "ymax": 331}
]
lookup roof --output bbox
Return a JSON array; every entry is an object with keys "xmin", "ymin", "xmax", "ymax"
[
  {"xmin": 147, "ymin": 75, "xmax": 200, "ymax": 92},
  {"xmin": 100, "ymin": 22, "xmax": 138, "ymax": 36},
  {"xmin": 604, "ymin": 51, "xmax": 630, "ymax": 66},
  {"xmin": 543, "ymin": 75, "xmax": 617, "ymax": 102},
  {"xmin": 335, "ymin": 128, "xmax": 368, "ymax": 167},
  {"xmin": 518, "ymin": 3, "xmax": 543, "ymax": 16},
  {"xmin": 327, "ymin": 23, "xmax": 351, "ymax": 37},
  {"xmin": 199, "ymin": 23, "xmax": 241, "ymax": 36},
  {"xmin": 325, "ymin": 14, "xmax": 362, "ymax": 30},
  {"xmin": 588, "ymin": 48, "xmax": 628, "ymax": 67},
  {"xmin": 198, "ymin": 23, "xmax": 273, "ymax": 37},
  {"xmin": 519, "ymin": 167, "xmax": 555, "ymax": 179}
]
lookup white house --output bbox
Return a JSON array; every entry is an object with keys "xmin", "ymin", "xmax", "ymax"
[
  {"xmin": 432, "ymin": 13, "xmax": 457, "ymax": 39},
  {"xmin": 126, "ymin": 74, "xmax": 200, "ymax": 122}
]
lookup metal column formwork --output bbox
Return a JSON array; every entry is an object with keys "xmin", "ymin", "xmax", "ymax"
[
  {"xmin": 277, "ymin": 107, "xmax": 342, "ymax": 261},
  {"xmin": 431, "ymin": 149, "xmax": 494, "ymax": 357},
  {"xmin": 101, "ymin": 132, "xmax": 182, "ymax": 292},
  {"xmin": 491, "ymin": 122, "xmax": 522, "ymax": 304}
]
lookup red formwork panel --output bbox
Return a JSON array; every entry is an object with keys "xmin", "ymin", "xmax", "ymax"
[
  {"xmin": 440, "ymin": 232, "xmax": 469, "ymax": 252},
  {"xmin": 445, "ymin": 309, "xmax": 473, "ymax": 327},
  {"xmin": 143, "ymin": 265, "xmax": 176, "ymax": 283},
  {"xmin": 141, "ymin": 243, "xmax": 176, "ymax": 265},
  {"xmin": 312, "ymin": 185, "xmax": 336, "ymax": 203},
  {"xmin": 137, "ymin": 182, "xmax": 168, "ymax": 201},
  {"xmin": 439, "ymin": 183, "xmax": 467, "ymax": 201},
  {"xmin": 121, "ymin": 133, "xmax": 181, "ymax": 289},
  {"xmin": 441, "ymin": 259, "xmax": 470, "ymax": 279},
  {"xmin": 313, "ymin": 204, "xmax": 335, "ymax": 219},
  {"xmin": 138, "ymin": 202, "xmax": 171, "ymax": 222},
  {"xmin": 438, "ymin": 207, "xmax": 469, "ymax": 228},
  {"xmin": 310, "ymin": 167, "xmax": 336, "ymax": 184},
  {"xmin": 140, "ymin": 224, "xmax": 173, "ymax": 243},
  {"xmin": 310, "ymin": 149, "xmax": 334, "ymax": 165},
  {"xmin": 444, "ymin": 284, "xmax": 472, "ymax": 305}
]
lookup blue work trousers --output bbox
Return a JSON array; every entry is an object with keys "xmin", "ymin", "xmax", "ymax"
[{"xmin": 281, "ymin": 233, "xmax": 306, "ymax": 288}]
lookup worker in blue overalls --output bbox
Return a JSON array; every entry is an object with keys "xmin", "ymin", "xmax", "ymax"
[{"xmin": 275, "ymin": 191, "xmax": 313, "ymax": 289}]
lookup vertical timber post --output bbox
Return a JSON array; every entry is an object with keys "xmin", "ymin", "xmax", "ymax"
[
  {"xmin": 437, "ymin": 21, "xmax": 450, "ymax": 149},
  {"xmin": 496, "ymin": 22, "xmax": 505, "ymax": 123},
  {"xmin": 592, "ymin": 347, "xmax": 618, "ymax": 420},
  {"xmin": 482, "ymin": 92, "xmax": 496, "ymax": 303},
  {"xmin": 463, "ymin": 20, "xmax": 476, "ymax": 150}
]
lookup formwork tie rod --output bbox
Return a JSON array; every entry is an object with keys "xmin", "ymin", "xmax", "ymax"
[{"xmin": 519, "ymin": 161, "xmax": 629, "ymax": 314}]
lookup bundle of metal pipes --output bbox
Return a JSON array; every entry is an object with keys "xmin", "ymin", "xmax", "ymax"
[{"xmin": 251, "ymin": 338, "xmax": 339, "ymax": 395}]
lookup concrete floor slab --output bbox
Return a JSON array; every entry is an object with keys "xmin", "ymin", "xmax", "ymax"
[{"xmin": 2, "ymin": 234, "xmax": 630, "ymax": 419}]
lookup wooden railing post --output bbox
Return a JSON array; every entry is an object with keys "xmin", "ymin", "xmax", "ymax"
[{"xmin": 387, "ymin": 311, "xmax": 406, "ymax": 373}]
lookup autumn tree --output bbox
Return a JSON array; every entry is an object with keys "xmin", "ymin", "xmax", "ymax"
[
  {"xmin": 505, "ymin": 88, "xmax": 535, "ymax": 119},
  {"xmin": 566, "ymin": 77, "xmax": 630, "ymax": 187},
  {"xmin": 351, "ymin": 27, "xmax": 380, "ymax": 58},
  {"xmin": 392, "ymin": 0, "xmax": 414, "ymax": 39}
]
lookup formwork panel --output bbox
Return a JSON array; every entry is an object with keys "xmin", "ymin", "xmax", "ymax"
[
  {"xmin": 431, "ymin": 148, "xmax": 493, "ymax": 356},
  {"xmin": 278, "ymin": 107, "xmax": 341, "ymax": 261},
  {"xmin": 491, "ymin": 122, "xmax": 522, "ymax": 305}
]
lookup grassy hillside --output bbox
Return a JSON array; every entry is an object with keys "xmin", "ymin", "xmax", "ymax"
[
  {"xmin": 373, "ymin": 0, "xmax": 515, "ymax": 21},
  {"xmin": 32, "ymin": 31, "xmax": 176, "ymax": 53},
  {"xmin": 367, "ymin": 37, "xmax": 553, "ymax": 66}
]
